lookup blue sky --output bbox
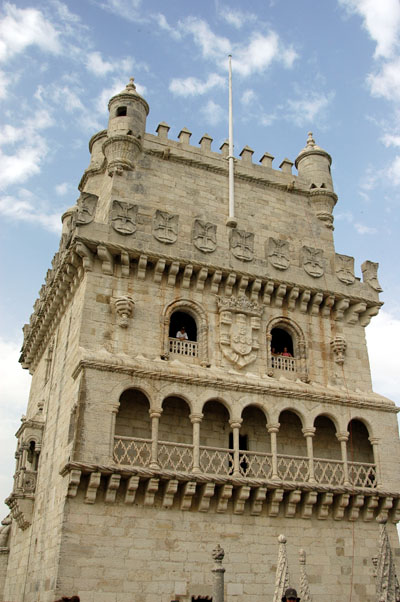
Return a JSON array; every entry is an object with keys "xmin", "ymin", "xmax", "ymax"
[{"xmin": 1, "ymin": 0, "xmax": 400, "ymax": 515}]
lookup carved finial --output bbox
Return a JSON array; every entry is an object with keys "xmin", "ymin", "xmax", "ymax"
[
  {"xmin": 273, "ymin": 535, "xmax": 290, "ymax": 602},
  {"xmin": 299, "ymin": 549, "xmax": 312, "ymax": 602},
  {"xmin": 306, "ymin": 132, "xmax": 315, "ymax": 147},
  {"xmin": 126, "ymin": 77, "xmax": 136, "ymax": 91},
  {"xmin": 212, "ymin": 544, "xmax": 225, "ymax": 563}
]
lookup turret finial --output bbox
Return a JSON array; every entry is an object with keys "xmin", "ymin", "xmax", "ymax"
[
  {"xmin": 306, "ymin": 132, "xmax": 315, "ymax": 148},
  {"xmin": 126, "ymin": 77, "xmax": 136, "ymax": 91}
]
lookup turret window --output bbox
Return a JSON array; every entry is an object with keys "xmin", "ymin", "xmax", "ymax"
[
  {"xmin": 116, "ymin": 106, "xmax": 127, "ymax": 117},
  {"xmin": 169, "ymin": 311, "xmax": 198, "ymax": 357},
  {"xmin": 271, "ymin": 327, "xmax": 294, "ymax": 358}
]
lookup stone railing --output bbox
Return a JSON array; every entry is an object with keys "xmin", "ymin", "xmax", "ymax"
[
  {"xmin": 271, "ymin": 355, "xmax": 296, "ymax": 372},
  {"xmin": 113, "ymin": 436, "xmax": 377, "ymax": 488},
  {"xmin": 169, "ymin": 337, "xmax": 198, "ymax": 357}
]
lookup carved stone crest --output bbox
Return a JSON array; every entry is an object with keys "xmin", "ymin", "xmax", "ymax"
[
  {"xmin": 192, "ymin": 219, "xmax": 217, "ymax": 253},
  {"xmin": 361, "ymin": 260, "xmax": 383, "ymax": 292},
  {"xmin": 230, "ymin": 229, "xmax": 254, "ymax": 261},
  {"xmin": 153, "ymin": 210, "xmax": 178, "ymax": 244},
  {"xmin": 335, "ymin": 254, "xmax": 355, "ymax": 285},
  {"xmin": 217, "ymin": 295, "xmax": 263, "ymax": 369},
  {"xmin": 268, "ymin": 238, "xmax": 290, "ymax": 270},
  {"xmin": 302, "ymin": 246, "xmax": 324, "ymax": 278},
  {"xmin": 76, "ymin": 192, "xmax": 98, "ymax": 226},
  {"xmin": 111, "ymin": 201, "xmax": 138, "ymax": 235}
]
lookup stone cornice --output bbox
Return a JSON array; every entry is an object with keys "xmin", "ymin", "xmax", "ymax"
[{"xmin": 71, "ymin": 355, "xmax": 399, "ymax": 414}]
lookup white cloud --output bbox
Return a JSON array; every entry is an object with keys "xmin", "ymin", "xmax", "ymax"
[
  {"xmin": 179, "ymin": 17, "xmax": 231, "ymax": 61},
  {"xmin": 384, "ymin": 155, "xmax": 400, "ymax": 185},
  {"xmin": 368, "ymin": 57, "xmax": 400, "ymax": 101},
  {"xmin": 339, "ymin": 0, "xmax": 400, "ymax": 59},
  {"xmin": 86, "ymin": 51, "xmax": 114, "ymax": 76},
  {"xmin": 0, "ymin": 191, "xmax": 62, "ymax": 233},
  {"xmin": 241, "ymin": 89, "xmax": 257, "ymax": 106},
  {"xmin": 201, "ymin": 100, "xmax": 225, "ymax": 126},
  {"xmin": 366, "ymin": 309, "xmax": 400, "ymax": 402},
  {"xmin": 217, "ymin": 6, "xmax": 257, "ymax": 29},
  {"xmin": 98, "ymin": 0, "xmax": 144, "ymax": 23},
  {"xmin": 382, "ymin": 132, "xmax": 400, "ymax": 147},
  {"xmin": 169, "ymin": 73, "xmax": 225, "ymax": 97},
  {"xmin": 0, "ymin": 3, "xmax": 61, "ymax": 63},
  {"xmin": 154, "ymin": 13, "xmax": 181, "ymax": 40},
  {"xmin": 55, "ymin": 182, "xmax": 70, "ymax": 196},
  {"xmin": 233, "ymin": 32, "xmax": 297, "ymax": 76},
  {"xmin": 354, "ymin": 222, "xmax": 377, "ymax": 234},
  {"xmin": 286, "ymin": 91, "xmax": 333, "ymax": 126}
]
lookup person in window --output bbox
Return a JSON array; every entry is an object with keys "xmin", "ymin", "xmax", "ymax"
[
  {"xmin": 282, "ymin": 588, "xmax": 300, "ymax": 602},
  {"xmin": 176, "ymin": 326, "xmax": 188, "ymax": 340},
  {"xmin": 281, "ymin": 347, "xmax": 292, "ymax": 357}
]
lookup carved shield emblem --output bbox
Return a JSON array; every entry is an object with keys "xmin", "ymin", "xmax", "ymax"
[
  {"xmin": 230, "ymin": 314, "xmax": 253, "ymax": 356},
  {"xmin": 153, "ymin": 210, "xmax": 178, "ymax": 244},
  {"xmin": 335, "ymin": 254, "xmax": 355, "ymax": 285},
  {"xmin": 302, "ymin": 246, "xmax": 324, "ymax": 278},
  {"xmin": 361, "ymin": 260, "xmax": 383, "ymax": 292},
  {"xmin": 76, "ymin": 192, "xmax": 98, "ymax": 226},
  {"xmin": 193, "ymin": 219, "xmax": 217, "ymax": 252},
  {"xmin": 111, "ymin": 201, "xmax": 138, "ymax": 235},
  {"xmin": 230, "ymin": 229, "xmax": 254, "ymax": 261},
  {"xmin": 268, "ymin": 238, "xmax": 290, "ymax": 270}
]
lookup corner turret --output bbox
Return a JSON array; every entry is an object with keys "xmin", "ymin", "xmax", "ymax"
[
  {"xmin": 295, "ymin": 132, "xmax": 334, "ymax": 192},
  {"xmin": 103, "ymin": 77, "xmax": 149, "ymax": 176}
]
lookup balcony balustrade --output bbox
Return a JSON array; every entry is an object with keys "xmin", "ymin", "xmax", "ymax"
[
  {"xmin": 113, "ymin": 436, "xmax": 377, "ymax": 488},
  {"xmin": 271, "ymin": 355, "xmax": 296, "ymax": 372},
  {"xmin": 169, "ymin": 337, "xmax": 198, "ymax": 357}
]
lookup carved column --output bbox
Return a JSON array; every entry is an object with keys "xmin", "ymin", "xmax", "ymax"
[
  {"xmin": 369, "ymin": 437, "xmax": 381, "ymax": 487},
  {"xmin": 229, "ymin": 420, "xmax": 242, "ymax": 478},
  {"xmin": 302, "ymin": 427, "xmax": 316, "ymax": 483},
  {"xmin": 268, "ymin": 423, "xmax": 280, "ymax": 481},
  {"xmin": 110, "ymin": 403, "xmax": 119, "ymax": 461},
  {"xmin": 190, "ymin": 413, "xmax": 203, "ymax": 474},
  {"xmin": 149, "ymin": 409, "xmax": 162, "ymax": 470},
  {"xmin": 336, "ymin": 431, "xmax": 350, "ymax": 486},
  {"xmin": 266, "ymin": 332, "xmax": 273, "ymax": 376},
  {"xmin": 211, "ymin": 544, "xmax": 225, "ymax": 602}
]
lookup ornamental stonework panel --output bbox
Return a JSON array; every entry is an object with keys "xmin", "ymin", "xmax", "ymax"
[
  {"xmin": 111, "ymin": 201, "xmax": 138, "ymax": 235},
  {"xmin": 153, "ymin": 210, "xmax": 179, "ymax": 244},
  {"xmin": 302, "ymin": 246, "xmax": 324, "ymax": 278},
  {"xmin": 230, "ymin": 229, "xmax": 254, "ymax": 261},
  {"xmin": 76, "ymin": 192, "xmax": 98, "ymax": 225},
  {"xmin": 268, "ymin": 237, "xmax": 290, "ymax": 270},
  {"xmin": 217, "ymin": 295, "xmax": 263, "ymax": 369},
  {"xmin": 192, "ymin": 219, "xmax": 217, "ymax": 252},
  {"xmin": 361, "ymin": 260, "xmax": 383, "ymax": 292},
  {"xmin": 335, "ymin": 253, "xmax": 355, "ymax": 285}
]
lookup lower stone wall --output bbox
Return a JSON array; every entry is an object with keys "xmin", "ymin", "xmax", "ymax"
[{"xmin": 51, "ymin": 485, "xmax": 400, "ymax": 602}]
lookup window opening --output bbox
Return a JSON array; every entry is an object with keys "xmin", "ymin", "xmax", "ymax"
[
  {"xmin": 270, "ymin": 328, "xmax": 293, "ymax": 356},
  {"xmin": 116, "ymin": 106, "xmax": 127, "ymax": 117},
  {"xmin": 169, "ymin": 311, "xmax": 197, "ymax": 341},
  {"xmin": 229, "ymin": 433, "xmax": 248, "ymax": 474}
]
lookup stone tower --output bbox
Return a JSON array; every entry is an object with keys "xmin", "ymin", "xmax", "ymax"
[{"xmin": 1, "ymin": 78, "xmax": 400, "ymax": 602}]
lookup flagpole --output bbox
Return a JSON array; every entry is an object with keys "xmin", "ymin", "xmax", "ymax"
[{"xmin": 227, "ymin": 54, "xmax": 237, "ymax": 227}]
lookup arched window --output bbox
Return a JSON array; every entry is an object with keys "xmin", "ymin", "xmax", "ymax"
[
  {"xmin": 169, "ymin": 311, "xmax": 197, "ymax": 342},
  {"xmin": 113, "ymin": 389, "xmax": 151, "ymax": 466},
  {"xmin": 162, "ymin": 299, "xmax": 209, "ymax": 366},
  {"xmin": 266, "ymin": 317, "xmax": 308, "ymax": 381},
  {"xmin": 347, "ymin": 419, "xmax": 375, "ymax": 487}
]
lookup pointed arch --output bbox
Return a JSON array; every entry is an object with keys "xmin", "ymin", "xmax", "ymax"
[{"xmin": 266, "ymin": 316, "xmax": 308, "ymax": 382}]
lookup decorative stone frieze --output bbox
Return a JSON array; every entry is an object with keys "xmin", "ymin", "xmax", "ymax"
[
  {"xmin": 110, "ymin": 200, "xmax": 138, "ymax": 235},
  {"xmin": 192, "ymin": 219, "xmax": 217, "ymax": 252},
  {"xmin": 302, "ymin": 246, "xmax": 325, "ymax": 278},
  {"xmin": 268, "ymin": 237, "xmax": 290, "ymax": 270},
  {"xmin": 229, "ymin": 229, "xmax": 254, "ymax": 261},
  {"xmin": 153, "ymin": 209, "xmax": 179, "ymax": 244}
]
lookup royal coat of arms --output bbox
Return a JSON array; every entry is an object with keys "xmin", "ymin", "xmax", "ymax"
[
  {"xmin": 302, "ymin": 246, "xmax": 325, "ymax": 278},
  {"xmin": 361, "ymin": 260, "xmax": 383, "ymax": 292},
  {"xmin": 217, "ymin": 296, "xmax": 263, "ymax": 369},
  {"xmin": 268, "ymin": 237, "xmax": 290, "ymax": 270},
  {"xmin": 230, "ymin": 229, "xmax": 254, "ymax": 261}
]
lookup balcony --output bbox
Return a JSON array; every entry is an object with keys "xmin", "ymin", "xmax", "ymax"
[
  {"xmin": 113, "ymin": 436, "xmax": 377, "ymax": 488},
  {"xmin": 271, "ymin": 355, "xmax": 296, "ymax": 372},
  {"xmin": 169, "ymin": 337, "xmax": 198, "ymax": 357}
]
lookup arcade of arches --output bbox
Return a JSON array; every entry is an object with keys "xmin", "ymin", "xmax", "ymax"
[{"xmin": 114, "ymin": 388, "xmax": 377, "ymax": 488}]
